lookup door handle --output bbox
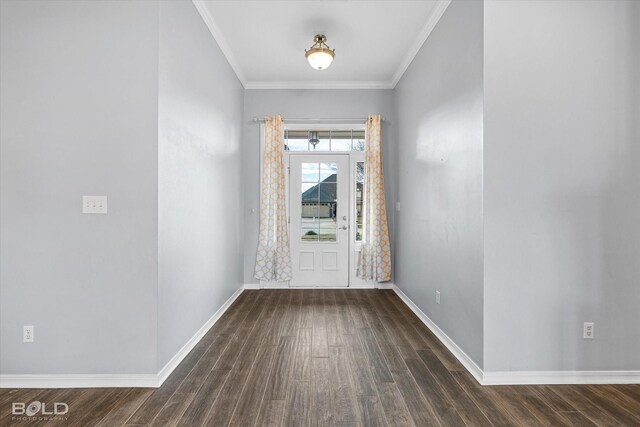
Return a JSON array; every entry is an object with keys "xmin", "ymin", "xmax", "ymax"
[
  {"xmin": 342, "ymin": 216, "xmax": 347, "ymax": 220},
  {"xmin": 340, "ymin": 225, "xmax": 348, "ymax": 230}
]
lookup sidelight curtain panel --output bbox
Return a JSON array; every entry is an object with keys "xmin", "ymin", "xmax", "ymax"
[
  {"xmin": 357, "ymin": 115, "xmax": 392, "ymax": 282},
  {"xmin": 254, "ymin": 116, "xmax": 292, "ymax": 281}
]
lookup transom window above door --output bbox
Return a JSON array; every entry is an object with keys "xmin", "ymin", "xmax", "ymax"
[{"xmin": 285, "ymin": 129, "xmax": 365, "ymax": 152}]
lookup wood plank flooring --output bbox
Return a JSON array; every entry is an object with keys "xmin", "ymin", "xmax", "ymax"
[{"xmin": 2, "ymin": 289, "xmax": 639, "ymax": 426}]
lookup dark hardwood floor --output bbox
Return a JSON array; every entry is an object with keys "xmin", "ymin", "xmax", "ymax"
[{"xmin": 2, "ymin": 289, "xmax": 639, "ymax": 426}]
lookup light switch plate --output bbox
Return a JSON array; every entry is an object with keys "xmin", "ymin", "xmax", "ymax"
[
  {"xmin": 82, "ymin": 196, "xmax": 107, "ymax": 214},
  {"xmin": 395, "ymin": 202, "xmax": 401, "ymax": 212}
]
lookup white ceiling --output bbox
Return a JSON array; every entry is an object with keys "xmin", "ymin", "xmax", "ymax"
[{"xmin": 194, "ymin": 0, "xmax": 451, "ymax": 89}]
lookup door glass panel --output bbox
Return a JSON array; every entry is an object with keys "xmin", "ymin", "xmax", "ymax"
[
  {"xmin": 302, "ymin": 221, "xmax": 320, "ymax": 241},
  {"xmin": 301, "ymin": 202, "xmax": 319, "ymax": 241},
  {"xmin": 301, "ymin": 182, "xmax": 316, "ymax": 193},
  {"xmin": 318, "ymin": 182, "xmax": 337, "ymax": 241},
  {"xmin": 319, "ymin": 163, "xmax": 337, "ymax": 181},
  {"xmin": 302, "ymin": 162, "xmax": 319, "ymax": 182},
  {"xmin": 318, "ymin": 182, "xmax": 337, "ymax": 200},
  {"xmin": 355, "ymin": 162, "xmax": 364, "ymax": 241},
  {"xmin": 320, "ymin": 216, "xmax": 337, "ymax": 241},
  {"xmin": 300, "ymin": 161, "xmax": 337, "ymax": 242}
]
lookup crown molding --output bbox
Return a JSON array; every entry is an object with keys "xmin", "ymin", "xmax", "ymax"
[
  {"xmin": 192, "ymin": 0, "xmax": 247, "ymax": 87},
  {"xmin": 390, "ymin": 0, "xmax": 451, "ymax": 87},
  {"xmin": 193, "ymin": 0, "xmax": 451, "ymax": 90},
  {"xmin": 244, "ymin": 80, "xmax": 395, "ymax": 90}
]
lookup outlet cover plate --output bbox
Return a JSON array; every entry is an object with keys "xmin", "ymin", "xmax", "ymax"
[
  {"xmin": 583, "ymin": 322, "xmax": 594, "ymax": 339},
  {"xmin": 23, "ymin": 326, "xmax": 34, "ymax": 343}
]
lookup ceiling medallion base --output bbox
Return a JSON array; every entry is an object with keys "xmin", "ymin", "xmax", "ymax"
[{"xmin": 305, "ymin": 34, "xmax": 335, "ymax": 71}]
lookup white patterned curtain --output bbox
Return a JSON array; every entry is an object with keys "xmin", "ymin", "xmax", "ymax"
[
  {"xmin": 254, "ymin": 116, "xmax": 292, "ymax": 281},
  {"xmin": 357, "ymin": 115, "xmax": 391, "ymax": 282}
]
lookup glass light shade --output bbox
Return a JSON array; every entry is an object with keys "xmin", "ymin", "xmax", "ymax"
[{"xmin": 306, "ymin": 48, "xmax": 335, "ymax": 71}]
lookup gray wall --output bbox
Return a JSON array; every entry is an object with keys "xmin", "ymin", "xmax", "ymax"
[
  {"xmin": 483, "ymin": 0, "xmax": 640, "ymax": 371},
  {"xmin": 0, "ymin": 0, "xmax": 246, "ymax": 376},
  {"xmin": 157, "ymin": 1, "xmax": 245, "ymax": 368},
  {"xmin": 242, "ymin": 90, "xmax": 396, "ymax": 286},
  {"xmin": 1, "ymin": 1, "xmax": 159, "ymax": 374},
  {"xmin": 394, "ymin": 0, "xmax": 484, "ymax": 367}
]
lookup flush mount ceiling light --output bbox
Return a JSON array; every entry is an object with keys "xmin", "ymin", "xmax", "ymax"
[{"xmin": 305, "ymin": 34, "xmax": 335, "ymax": 71}]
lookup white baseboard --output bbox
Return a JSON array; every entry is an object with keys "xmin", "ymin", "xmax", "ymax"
[
  {"xmin": 0, "ymin": 286, "xmax": 245, "ymax": 389},
  {"xmin": 155, "ymin": 285, "xmax": 244, "ymax": 386},
  {"xmin": 244, "ymin": 283, "xmax": 393, "ymax": 290},
  {"xmin": 0, "ymin": 374, "xmax": 160, "ymax": 389},
  {"xmin": 392, "ymin": 284, "xmax": 484, "ymax": 384},
  {"xmin": 392, "ymin": 284, "xmax": 640, "ymax": 386},
  {"xmin": 482, "ymin": 370, "xmax": 640, "ymax": 385},
  {"xmin": 6, "ymin": 284, "xmax": 636, "ymax": 388},
  {"xmin": 260, "ymin": 280, "xmax": 290, "ymax": 289}
]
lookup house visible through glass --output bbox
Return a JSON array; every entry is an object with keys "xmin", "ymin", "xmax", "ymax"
[{"xmin": 301, "ymin": 162, "xmax": 338, "ymax": 242}]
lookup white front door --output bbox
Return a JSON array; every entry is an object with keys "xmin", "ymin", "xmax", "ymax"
[{"xmin": 289, "ymin": 155, "xmax": 350, "ymax": 287}]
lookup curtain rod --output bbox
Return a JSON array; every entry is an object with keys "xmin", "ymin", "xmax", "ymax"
[{"xmin": 252, "ymin": 117, "xmax": 385, "ymax": 123}]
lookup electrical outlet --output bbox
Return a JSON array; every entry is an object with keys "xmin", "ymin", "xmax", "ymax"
[
  {"xmin": 436, "ymin": 290, "xmax": 441, "ymax": 305},
  {"xmin": 583, "ymin": 322, "xmax": 594, "ymax": 339},
  {"xmin": 82, "ymin": 196, "xmax": 107, "ymax": 214},
  {"xmin": 23, "ymin": 326, "xmax": 34, "ymax": 343}
]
